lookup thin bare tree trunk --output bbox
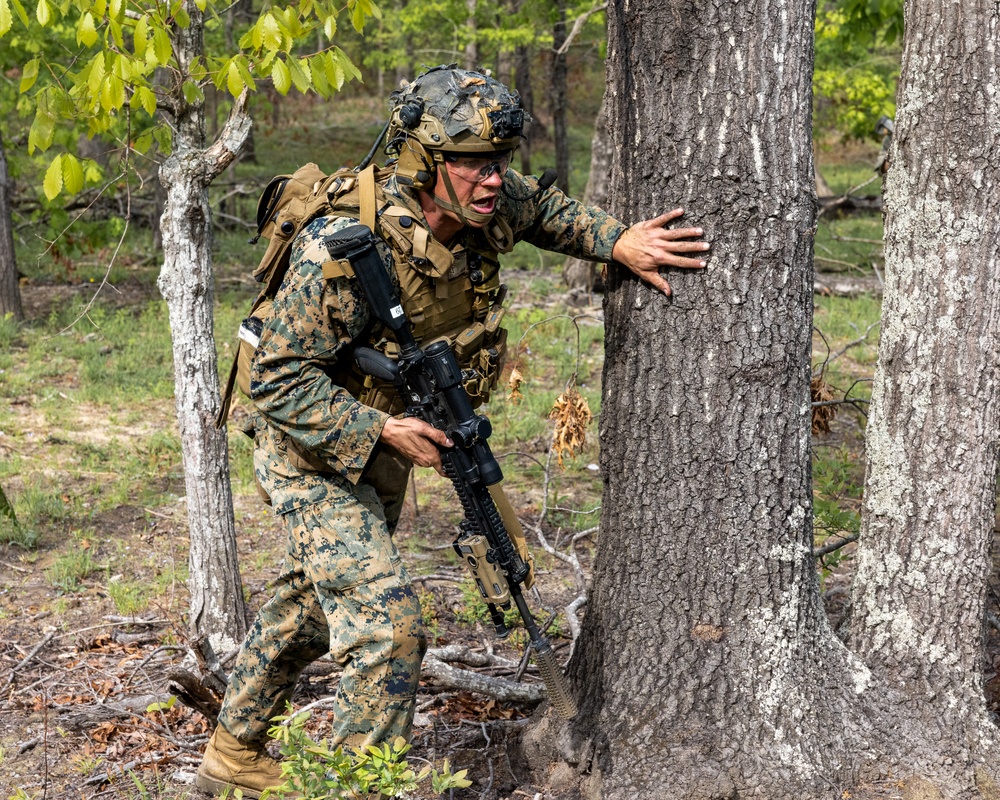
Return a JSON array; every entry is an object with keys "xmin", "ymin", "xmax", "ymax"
[
  {"xmin": 551, "ymin": 0, "xmax": 569, "ymax": 195},
  {"xmin": 464, "ymin": 0, "xmax": 478, "ymax": 70},
  {"xmin": 514, "ymin": 44, "xmax": 534, "ymax": 176},
  {"xmin": 0, "ymin": 128, "xmax": 24, "ymax": 321},
  {"xmin": 156, "ymin": 1, "xmax": 249, "ymax": 654},
  {"xmin": 563, "ymin": 92, "xmax": 611, "ymax": 301}
]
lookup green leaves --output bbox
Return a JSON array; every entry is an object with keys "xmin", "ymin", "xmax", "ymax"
[
  {"xmin": 19, "ymin": 57, "xmax": 38, "ymax": 92},
  {"xmin": 146, "ymin": 695, "xmax": 177, "ymax": 713},
  {"xmin": 0, "ymin": 0, "xmax": 13, "ymax": 36},
  {"xmin": 265, "ymin": 709, "xmax": 473, "ymax": 799},
  {"xmin": 3, "ymin": 0, "xmax": 377, "ymax": 200},
  {"xmin": 77, "ymin": 11, "xmax": 97, "ymax": 45},
  {"xmin": 43, "ymin": 152, "xmax": 85, "ymax": 200}
]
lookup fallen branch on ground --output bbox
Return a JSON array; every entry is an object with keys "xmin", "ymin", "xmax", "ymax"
[{"xmin": 421, "ymin": 650, "xmax": 544, "ymax": 706}]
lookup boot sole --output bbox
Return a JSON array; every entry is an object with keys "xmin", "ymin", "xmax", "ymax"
[{"xmin": 195, "ymin": 771, "xmax": 265, "ymax": 799}]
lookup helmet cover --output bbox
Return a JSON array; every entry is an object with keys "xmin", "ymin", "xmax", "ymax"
[{"xmin": 388, "ymin": 64, "xmax": 528, "ymax": 155}]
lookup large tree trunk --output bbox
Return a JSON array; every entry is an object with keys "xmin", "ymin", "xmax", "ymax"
[
  {"xmin": 156, "ymin": 2, "xmax": 250, "ymax": 654},
  {"xmin": 848, "ymin": 0, "xmax": 1000, "ymax": 790},
  {"xmin": 563, "ymin": 92, "xmax": 611, "ymax": 301},
  {"xmin": 0, "ymin": 128, "xmax": 24, "ymax": 322},
  {"xmin": 512, "ymin": 0, "xmax": 1000, "ymax": 798},
  {"xmin": 518, "ymin": 0, "xmax": 889, "ymax": 796},
  {"xmin": 564, "ymin": 0, "xmax": 872, "ymax": 794}
]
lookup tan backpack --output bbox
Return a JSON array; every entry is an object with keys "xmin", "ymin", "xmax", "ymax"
[{"xmin": 215, "ymin": 162, "xmax": 385, "ymax": 428}]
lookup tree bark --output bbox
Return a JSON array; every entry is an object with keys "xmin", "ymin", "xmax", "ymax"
[
  {"xmin": 848, "ymin": 0, "xmax": 1000, "ymax": 790},
  {"xmin": 517, "ymin": 0, "xmax": 892, "ymax": 796},
  {"xmin": 566, "ymin": 0, "xmax": 872, "ymax": 794},
  {"xmin": 0, "ymin": 127, "xmax": 24, "ymax": 321},
  {"xmin": 156, "ymin": 2, "xmax": 249, "ymax": 654},
  {"xmin": 563, "ymin": 92, "xmax": 611, "ymax": 300}
]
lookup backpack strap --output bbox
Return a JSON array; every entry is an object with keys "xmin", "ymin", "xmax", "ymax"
[{"xmin": 358, "ymin": 164, "xmax": 377, "ymax": 231}]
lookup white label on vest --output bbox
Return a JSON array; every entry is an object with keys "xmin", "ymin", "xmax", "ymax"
[
  {"xmin": 390, "ymin": 304, "xmax": 405, "ymax": 319},
  {"xmin": 238, "ymin": 323, "xmax": 261, "ymax": 349}
]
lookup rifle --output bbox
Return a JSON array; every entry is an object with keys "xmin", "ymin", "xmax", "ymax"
[{"xmin": 325, "ymin": 224, "xmax": 577, "ymax": 719}]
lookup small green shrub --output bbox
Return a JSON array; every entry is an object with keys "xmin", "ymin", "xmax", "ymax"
[
  {"xmin": 106, "ymin": 578, "xmax": 148, "ymax": 615},
  {"xmin": 264, "ymin": 709, "xmax": 472, "ymax": 799},
  {"xmin": 0, "ymin": 313, "xmax": 21, "ymax": 349}
]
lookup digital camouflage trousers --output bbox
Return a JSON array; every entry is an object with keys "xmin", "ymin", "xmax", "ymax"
[{"xmin": 217, "ymin": 479, "xmax": 427, "ymax": 748}]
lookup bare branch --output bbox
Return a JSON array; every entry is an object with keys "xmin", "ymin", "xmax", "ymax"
[
  {"xmin": 555, "ymin": 3, "xmax": 609, "ymax": 55},
  {"xmin": 813, "ymin": 533, "xmax": 860, "ymax": 559}
]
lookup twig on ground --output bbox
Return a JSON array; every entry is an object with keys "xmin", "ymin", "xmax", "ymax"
[
  {"xmin": 103, "ymin": 615, "xmax": 169, "ymax": 626},
  {"xmin": 84, "ymin": 753, "xmax": 167, "ymax": 786},
  {"xmin": 2, "ymin": 631, "xmax": 54, "ymax": 692},
  {"xmin": 125, "ymin": 645, "xmax": 189, "ymax": 689}
]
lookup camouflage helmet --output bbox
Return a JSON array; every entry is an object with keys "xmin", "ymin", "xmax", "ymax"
[{"xmin": 388, "ymin": 64, "xmax": 527, "ymax": 156}]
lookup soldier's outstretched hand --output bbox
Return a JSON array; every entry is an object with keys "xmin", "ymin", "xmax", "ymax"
[{"xmin": 611, "ymin": 208, "xmax": 710, "ymax": 297}]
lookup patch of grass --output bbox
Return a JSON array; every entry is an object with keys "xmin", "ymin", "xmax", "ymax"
[
  {"xmin": 0, "ymin": 482, "xmax": 68, "ymax": 548},
  {"xmin": 227, "ymin": 429, "xmax": 257, "ymax": 494},
  {"xmin": 813, "ymin": 292, "xmax": 882, "ymax": 405},
  {"xmin": 0, "ymin": 518, "xmax": 38, "ymax": 549},
  {"xmin": 70, "ymin": 754, "xmax": 104, "ymax": 776},
  {"xmin": 147, "ymin": 556, "xmax": 187, "ymax": 601},
  {"xmin": 813, "ymin": 444, "xmax": 864, "ymax": 578},
  {"xmin": 0, "ymin": 313, "xmax": 21, "ymax": 350},
  {"xmin": 417, "ymin": 588, "xmax": 442, "ymax": 643},
  {"xmin": 815, "ymin": 213, "xmax": 884, "ymax": 273},
  {"xmin": 453, "ymin": 581, "xmax": 520, "ymax": 631},
  {"xmin": 47, "ymin": 546, "xmax": 97, "ymax": 592},
  {"xmin": 106, "ymin": 576, "xmax": 149, "ymax": 615}
]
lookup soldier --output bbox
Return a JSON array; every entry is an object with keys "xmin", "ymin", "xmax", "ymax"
[{"xmin": 197, "ymin": 64, "xmax": 710, "ymax": 798}]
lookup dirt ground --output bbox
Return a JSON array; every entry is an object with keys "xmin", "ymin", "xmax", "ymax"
[{"xmin": 6, "ymin": 276, "xmax": 1000, "ymax": 800}]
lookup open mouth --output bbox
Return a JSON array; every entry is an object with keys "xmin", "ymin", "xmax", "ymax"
[{"xmin": 471, "ymin": 196, "xmax": 497, "ymax": 214}]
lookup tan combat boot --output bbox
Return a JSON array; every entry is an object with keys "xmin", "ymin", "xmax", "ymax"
[{"xmin": 196, "ymin": 726, "xmax": 286, "ymax": 799}]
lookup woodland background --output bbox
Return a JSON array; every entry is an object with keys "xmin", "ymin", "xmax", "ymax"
[{"xmin": 0, "ymin": 0, "xmax": 933, "ymax": 797}]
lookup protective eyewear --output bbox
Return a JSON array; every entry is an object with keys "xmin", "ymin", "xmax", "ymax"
[{"xmin": 444, "ymin": 153, "xmax": 511, "ymax": 183}]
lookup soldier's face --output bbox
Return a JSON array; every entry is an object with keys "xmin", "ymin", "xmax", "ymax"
[{"xmin": 434, "ymin": 157, "xmax": 506, "ymax": 226}]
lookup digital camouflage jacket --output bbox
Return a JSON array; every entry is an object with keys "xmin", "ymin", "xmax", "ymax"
[{"xmin": 249, "ymin": 169, "xmax": 626, "ymax": 515}]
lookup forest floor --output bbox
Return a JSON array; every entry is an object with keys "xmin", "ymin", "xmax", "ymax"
[
  {"xmin": 0, "ymin": 269, "xmax": 607, "ymax": 800},
  {"xmin": 8, "ymin": 269, "xmax": 1000, "ymax": 800}
]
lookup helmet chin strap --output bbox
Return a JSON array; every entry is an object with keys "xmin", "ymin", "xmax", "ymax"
[{"xmin": 433, "ymin": 156, "xmax": 496, "ymax": 226}]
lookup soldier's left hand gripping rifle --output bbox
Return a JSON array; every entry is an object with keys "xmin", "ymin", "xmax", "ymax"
[{"xmin": 326, "ymin": 224, "xmax": 577, "ymax": 720}]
